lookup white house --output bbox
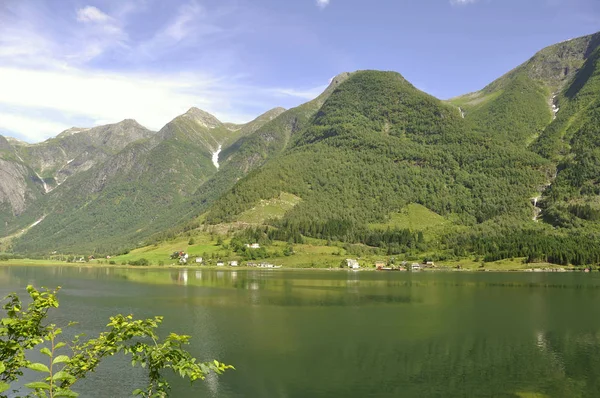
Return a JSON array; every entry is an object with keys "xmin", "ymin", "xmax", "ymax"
[
  {"xmin": 346, "ymin": 259, "xmax": 360, "ymax": 269},
  {"xmin": 411, "ymin": 263, "xmax": 421, "ymax": 271},
  {"xmin": 216, "ymin": 261, "xmax": 225, "ymax": 266},
  {"xmin": 245, "ymin": 243, "xmax": 261, "ymax": 249},
  {"xmin": 195, "ymin": 257, "xmax": 203, "ymax": 264},
  {"xmin": 179, "ymin": 253, "xmax": 189, "ymax": 264},
  {"xmin": 229, "ymin": 261, "xmax": 238, "ymax": 267}
]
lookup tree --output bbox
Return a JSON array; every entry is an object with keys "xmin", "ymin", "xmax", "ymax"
[
  {"xmin": 0, "ymin": 286, "xmax": 233, "ymax": 398},
  {"xmin": 188, "ymin": 238, "xmax": 195, "ymax": 246}
]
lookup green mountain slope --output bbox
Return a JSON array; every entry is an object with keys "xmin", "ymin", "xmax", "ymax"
[
  {"xmin": 11, "ymin": 108, "xmax": 283, "ymax": 254},
  {"xmin": 205, "ymin": 71, "xmax": 548, "ymax": 240},
  {"xmin": 144, "ymin": 73, "xmax": 353, "ymax": 239},
  {"xmin": 532, "ymin": 42, "xmax": 600, "ymax": 228},
  {"xmin": 450, "ymin": 32, "xmax": 600, "ymax": 145}
]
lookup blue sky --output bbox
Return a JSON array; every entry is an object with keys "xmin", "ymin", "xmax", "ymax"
[{"xmin": 0, "ymin": 0, "xmax": 598, "ymax": 142}]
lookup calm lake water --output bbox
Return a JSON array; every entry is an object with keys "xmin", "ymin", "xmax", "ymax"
[{"xmin": 2, "ymin": 266, "xmax": 600, "ymax": 397}]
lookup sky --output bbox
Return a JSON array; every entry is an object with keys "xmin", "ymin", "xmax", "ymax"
[{"xmin": 0, "ymin": 0, "xmax": 599, "ymax": 142}]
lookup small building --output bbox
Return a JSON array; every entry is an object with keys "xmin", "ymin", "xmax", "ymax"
[
  {"xmin": 216, "ymin": 261, "xmax": 224, "ymax": 267},
  {"xmin": 346, "ymin": 259, "xmax": 360, "ymax": 269},
  {"xmin": 375, "ymin": 261, "xmax": 386, "ymax": 270},
  {"xmin": 245, "ymin": 243, "xmax": 261, "ymax": 249},
  {"xmin": 229, "ymin": 260, "xmax": 238, "ymax": 267},
  {"xmin": 179, "ymin": 253, "xmax": 189, "ymax": 264},
  {"xmin": 425, "ymin": 261, "xmax": 435, "ymax": 267},
  {"xmin": 411, "ymin": 263, "xmax": 421, "ymax": 271},
  {"xmin": 247, "ymin": 262, "xmax": 257, "ymax": 267},
  {"xmin": 195, "ymin": 257, "xmax": 203, "ymax": 264}
]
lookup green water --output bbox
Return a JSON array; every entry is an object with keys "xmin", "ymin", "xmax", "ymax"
[{"xmin": 3, "ymin": 266, "xmax": 600, "ymax": 397}]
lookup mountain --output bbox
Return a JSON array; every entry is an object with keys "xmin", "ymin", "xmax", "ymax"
[
  {"xmin": 14, "ymin": 119, "xmax": 155, "ymax": 191},
  {"xmin": 133, "ymin": 75, "xmax": 351, "ymax": 243},
  {"xmin": 10, "ymin": 107, "xmax": 284, "ymax": 254},
  {"xmin": 7, "ymin": 31, "xmax": 600, "ymax": 266},
  {"xmin": 529, "ymin": 34, "xmax": 600, "ymax": 228},
  {"xmin": 204, "ymin": 71, "xmax": 547, "ymax": 240},
  {"xmin": 450, "ymin": 32, "xmax": 600, "ymax": 146},
  {"xmin": 0, "ymin": 136, "xmax": 43, "ymax": 230}
]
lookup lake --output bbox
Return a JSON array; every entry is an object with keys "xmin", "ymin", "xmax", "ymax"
[{"xmin": 2, "ymin": 266, "xmax": 600, "ymax": 397}]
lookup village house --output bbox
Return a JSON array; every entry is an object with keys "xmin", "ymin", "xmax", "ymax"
[
  {"xmin": 229, "ymin": 261, "xmax": 238, "ymax": 267},
  {"xmin": 375, "ymin": 261, "xmax": 386, "ymax": 270},
  {"xmin": 259, "ymin": 263, "xmax": 280, "ymax": 268},
  {"xmin": 216, "ymin": 261, "xmax": 225, "ymax": 266},
  {"xmin": 195, "ymin": 257, "xmax": 203, "ymax": 264},
  {"xmin": 245, "ymin": 243, "xmax": 261, "ymax": 249},
  {"xmin": 179, "ymin": 253, "xmax": 189, "ymax": 264},
  {"xmin": 424, "ymin": 261, "xmax": 435, "ymax": 267},
  {"xmin": 411, "ymin": 263, "xmax": 421, "ymax": 271},
  {"xmin": 346, "ymin": 259, "xmax": 360, "ymax": 269}
]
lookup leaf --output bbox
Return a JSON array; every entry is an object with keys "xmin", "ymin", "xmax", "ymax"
[
  {"xmin": 52, "ymin": 370, "xmax": 75, "ymax": 382},
  {"xmin": 40, "ymin": 347, "xmax": 52, "ymax": 357},
  {"xmin": 53, "ymin": 355, "xmax": 70, "ymax": 364},
  {"xmin": 54, "ymin": 390, "xmax": 79, "ymax": 398},
  {"xmin": 55, "ymin": 342, "xmax": 66, "ymax": 349},
  {"xmin": 0, "ymin": 382, "xmax": 10, "ymax": 393},
  {"xmin": 0, "ymin": 361, "xmax": 5, "ymax": 373},
  {"xmin": 27, "ymin": 362, "xmax": 50, "ymax": 373},
  {"xmin": 24, "ymin": 381, "xmax": 51, "ymax": 390}
]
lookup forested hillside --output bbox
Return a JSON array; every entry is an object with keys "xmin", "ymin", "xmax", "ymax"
[
  {"xmin": 205, "ymin": 71, "xmax": 548, "ymax": 241},
  {"xmin": 533, "ymin": 43, "xmax": 600, "ymax": 229}
]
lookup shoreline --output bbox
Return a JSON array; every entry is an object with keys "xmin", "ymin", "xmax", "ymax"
[{"xmin": 0, "ymin": 260, "xmax": 591, "ymax": 273}]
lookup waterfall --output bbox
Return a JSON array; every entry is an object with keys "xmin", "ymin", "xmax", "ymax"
[
  {"xmin": 34, "ymin": 170, "xmax": 51, "ymax": 193},
  {"xmin": 532, "ymin": 197, "xmax": 541, "ymax": 222},
  {"xmin": 212, "ymin": 145, "xmax": 222, "ymax": 169}
]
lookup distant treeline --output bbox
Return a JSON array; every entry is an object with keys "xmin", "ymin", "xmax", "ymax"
[{"xmin": 448, "ymin": 228, "xmax": 600, "ymax": 266}]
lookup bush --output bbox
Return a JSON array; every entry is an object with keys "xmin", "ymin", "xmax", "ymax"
[{"xmin": 128, "ymin": 258, "xmax": 150, "ymax": 266}]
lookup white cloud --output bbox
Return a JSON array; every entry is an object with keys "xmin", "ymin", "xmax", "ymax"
[
  {"xmin": 0, "ymin": 112, "xmax": 71, "ymax": 142},
  {"xmin": 450, "ymin": 0, "xmax": 478, "ymax": 5},
  {"xmin": 0, "ymin": 67, "xmax": 236, "ymax": 140},
  {"xmin": 163, "ymin": 1, "xmax": 205, "ymax": 41},
  {"xmin": 316, "ymin": 0, "xmax": 330, "ymax": 9},
  {"xmin": 0, "ymin": 1, "xmax": 327, "ymax": 142},
  {"xmin": 269, "ymin": 85, "xmax": 328, "ymax": 100},
  {"xmin": 76, "ymin": 6, "xmax": 110, "ymax": 23},
  {"xmin": 0, "ymin": 66, "xmax": 327, "ymax": 142}
]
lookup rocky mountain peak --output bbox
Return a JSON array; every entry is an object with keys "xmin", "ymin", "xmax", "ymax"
[
  {"xmin": 116, "ymin": 119, "xmax": 143, "ymax": 128},
  {"xmin": 183, "ymin": 107, "xmax": 222, "ymax": 129},
  {"xmin": 0, "ymin": 135, "xmax": 11, "ymax": 151}
]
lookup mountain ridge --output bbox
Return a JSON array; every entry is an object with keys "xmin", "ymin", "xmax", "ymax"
[{"xmin": 6, "ymin": 31, "xmax": 600, "ymax": 264}]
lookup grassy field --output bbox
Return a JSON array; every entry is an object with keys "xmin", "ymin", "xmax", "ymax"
[
  {"xmin": 237, "ymin": 192, "xmax": 301, "ymax": 224},
  {"xmin": 446, "ymin": 89, "xmax": 504, "ymax": 109},
  {"xmin": 368, "ymin": 203, "xmax": 454, "ymax": 245}
]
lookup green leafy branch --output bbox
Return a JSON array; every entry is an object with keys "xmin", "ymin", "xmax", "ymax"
[{"xmin": 0, "ymin": 286, "xmax": 233, "ymax": 398}]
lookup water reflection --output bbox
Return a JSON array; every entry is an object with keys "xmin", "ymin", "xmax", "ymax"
[{"xmin": 2, "ymin": 266, "xmax": 600, "ymax": 397}]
